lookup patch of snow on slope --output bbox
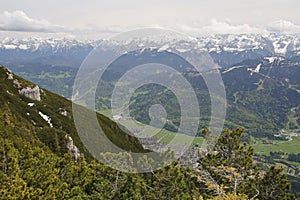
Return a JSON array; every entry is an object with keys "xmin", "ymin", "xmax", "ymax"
[
  {"xmin": 3, "ymin": 44, "xmax": 17, "ymax": 49},
  {"xmin": 38, "ymin": 111, "xmax": 53, "ymax": 127},
  {"xmin": 27, "ymin": 103, "xmax": 35, "ymax": 107},
  {"xmin": 247, "ymin": 64, "xmax": 261, "ymax": 76},
  {"xmin": 158, "ymin": 44, "xmax": 170, "ymax": 52},
  {"xmin": 254, "ymin": 64, "xmax": 261, "ymax": 73},
  {"xmin": 265, "ymin": 57, "xmax": 276, "ymax": 63},
  {"xmin": 19, "ymin": 44, "xmax": 28, "ymax": 50},
  {"xmin": 222, "ymin": 66, "xmax": 244, "ymax": 74},
  {"xmin": 273, "ymin": 40, "xmax": 290, "ymax": 55},
  {"xmin": 176, "ymin": 48, "xmax": 190, "ymax": 53}
]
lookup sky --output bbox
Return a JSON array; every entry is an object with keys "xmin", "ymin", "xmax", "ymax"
[{"xmin": 0, "ymin": 0, "xmax": 299, "ymax": 39}]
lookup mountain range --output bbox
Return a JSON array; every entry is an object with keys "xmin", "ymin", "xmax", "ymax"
[{"xmin": 1, "ymin": 33, "xmax": 300, "ymax": 68}]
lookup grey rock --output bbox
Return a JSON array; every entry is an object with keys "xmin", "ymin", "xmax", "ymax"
[{"xmin": 19, "ymin": 86, "xmax": 41, "ymax": 101}]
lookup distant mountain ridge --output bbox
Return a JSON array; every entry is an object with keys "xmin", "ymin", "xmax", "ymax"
[
  {"xmin": 0, "ymin": 33, "xmax": 300, "ymax": 69},
  {"xmin": 1, "ymin": 34, "xmax": 299, "ymax": 55}
]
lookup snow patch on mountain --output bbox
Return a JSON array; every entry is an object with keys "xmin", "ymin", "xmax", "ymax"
[
  {"xmin": 158, "ymin": 44, "xmax": 170, "ymax": 52},
  {"xmin": 39, "ymin": 111, "xmax": 53, "ymax": 128},
  {"xmin": 3, "ymin": 44, "xmax": 17, "ymax": 50},
  {"xmin": 222, "ymin": 66, "xmax": 244, "ymax": 74},
  {"xmin": 18, "ymin": 44, "xmax": 28, "ymax": 50},
  {"xmin": 264, "ymin": 56, "xmax": 285, "ymax": 63},
  {"xmin": 265, "ymin": 57, "xmax": 276, "ymax": 63},
  {"xmin": 27, "ymin": 103, "xmax": 35, "ymax": 107},
  {"xmin": 175, "ymin": 48, "xmax": 190, "ymax": 53},
  {"xmin": 247, "ymin": 63, "xmax": 261, "ymax": 76},
  {"xmin": 272, "ymin": 40, "xmax": 290, "ymax": 55},
  {"xmin": 39, "ymin": 111, "xmax": 53, "ymax": 127}
]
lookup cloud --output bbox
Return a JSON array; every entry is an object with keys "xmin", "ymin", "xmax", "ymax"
[
  {"xmin": 0, "ymin": 10, "xmax": 65, "ymax": 32},
  {"xmin": 168, "ymin": 19, "xmax": 300, "ymax": 36},
  {"xmin": 201, "ymin": 19, "xmax": 265, "ymax": 35},
  {"xmin": 267, "ymin": 20, "xmax": 300, "ymax": 34},
  {"xmin": 1, "ymin": 11, "xmax": 300, "ymax": 38},
  {"xmin": 169, "ymin": 19, "xmax": 266, "ymax": 36}
]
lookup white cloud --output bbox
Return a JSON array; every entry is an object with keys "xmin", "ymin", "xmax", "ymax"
[
  {"xmin": 167, "ymin": 19, "xmax": 300, "ymax": 36},
  {"xmin": 0, "ymin": 11, "xmax": 300, "ymax": 39},
  {"xmin": 267, "ymin": 20, "xmax": 300, "ymax": 34},
  {"xmin": 0, "ymin": 10, "xmax": 65, "ymax": 32},
  {"xmin": 200, "ymin": 19, "xmax": 265, "ymax": 35},
  {"xmin": 168, "ymin": 19, "xmax": 266, "ymax": 36}
]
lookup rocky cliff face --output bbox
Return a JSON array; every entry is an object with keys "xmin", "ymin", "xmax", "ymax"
[{"xmin": 19, "ymin": 86, "xmax": 41, "ymax": 101}]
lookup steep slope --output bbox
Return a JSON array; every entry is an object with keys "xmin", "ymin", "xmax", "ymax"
[{"xmin": 0, "ymin": 65, "xmax": 146, "ymax": 161}]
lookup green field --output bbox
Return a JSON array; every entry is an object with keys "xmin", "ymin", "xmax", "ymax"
[
  {"xmin": 155, "ymin": 129, "xmax": 204, "ymax": 146},
  {"xmin": 106, "ymin": 116, "xmax": 204, "ymax": 146},
  {"xmin": 253, "ymin": 136, "xmax": 300, "ymax": 156}
]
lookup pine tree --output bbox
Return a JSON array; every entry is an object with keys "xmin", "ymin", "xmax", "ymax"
[{"xmin": 257, "ymin": 165, "xmax": 294, "ymax": 200}]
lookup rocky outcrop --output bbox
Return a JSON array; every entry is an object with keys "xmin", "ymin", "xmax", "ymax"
[
  {"xmin": 59, "ymin": 108, "xmax": 68, "ymax": 117},
  {"xmin": 19, "ymin": 86, "xmax": 41, "ymax": 101},
  {"xmin": 6, "ymin": 70, "xmax": 13, "ymax": 80},
  {"xmin": 65, "ymin": 135, "xmax": 82, "ymax": 161},
  {"xmin": 6, "ymin": 67, "xmax": 41, "ymax": 101}
]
